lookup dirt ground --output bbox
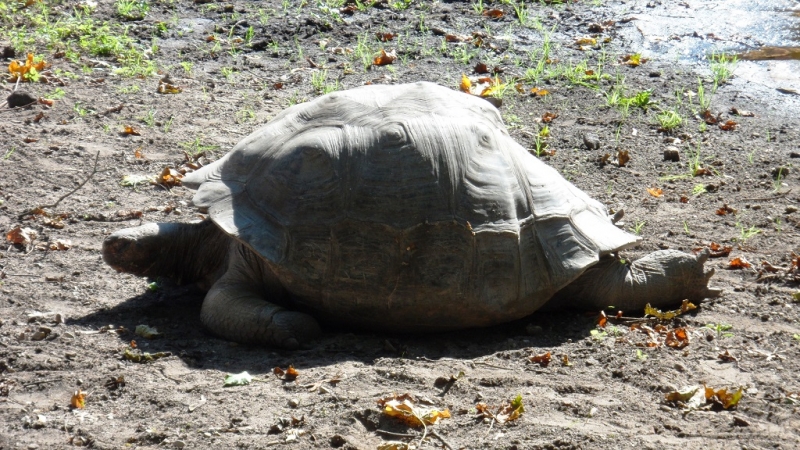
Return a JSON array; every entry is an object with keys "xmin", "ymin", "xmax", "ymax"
[{"xmin": 1, "ymin": 1, "xmax": 800, "ymax": 449}]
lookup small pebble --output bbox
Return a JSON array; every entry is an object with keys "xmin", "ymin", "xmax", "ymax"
[
  {"xmin": 583, "ymin": 132, "xmax": 601, "ymax": 150},
  {"xmin": 786, "ymin": 206, "xmax": 798, "ymax": 214},
  {"xmin": 288, "ymin": 398, "xmax": 299, "ymax": 408},
  {"xmin": 663, "ymin": 146, "xmax": 680, "ymax": 162}
]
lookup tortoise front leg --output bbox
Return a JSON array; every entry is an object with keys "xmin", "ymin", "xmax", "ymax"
[{"xmin": 200, "ymin": 244, "xmax": 321, "ymax": 349}]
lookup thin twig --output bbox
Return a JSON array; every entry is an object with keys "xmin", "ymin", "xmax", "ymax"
[
  {"xmin": 19, "ymin": 151, "xmax": 101, "ymax": 218},
  {"xmin": 474, "ymin": 361, "xmax": 513, "ymax": 370},
  {"xmin": 429, "ymin": 430, "xmax": 454, "ymax": 450},
  {"xmin": 24, "ymin": 378, "xmax": 62, "ymax": 387},
  {"xmin": 375, "ymin": 429, "xmax": 417, "ymax": 439}
]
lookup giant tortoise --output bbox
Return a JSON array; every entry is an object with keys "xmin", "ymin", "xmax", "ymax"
[{"xmin": 103, "ymin": 82, "xmax": 719, "ymax": 349}]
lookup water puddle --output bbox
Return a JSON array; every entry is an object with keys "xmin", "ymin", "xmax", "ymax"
[{"xmin": 614, "ymin": 0, "xmax": 800, "ymax": 91}]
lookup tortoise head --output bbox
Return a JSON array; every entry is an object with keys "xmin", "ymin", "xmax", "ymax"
[{"xmin": 102, "ymin": 223, "xmax": 168, "ymax": 277}]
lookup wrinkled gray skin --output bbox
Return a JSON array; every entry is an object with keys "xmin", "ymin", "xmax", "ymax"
[{"xmin": 103, "ymin": 82, "xmax": 720, "ymax": 349}]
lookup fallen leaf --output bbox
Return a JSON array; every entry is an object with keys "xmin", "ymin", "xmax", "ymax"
[
  {"xmin": 597, "ymin": 311, "xmax": 608, "ymax": 327},
  {"xmin": 530, "ymin": 87, "xmax": 550, "ymax": 96},
  {"xmin": 719, "ymin": 120, "xmax": 738, "ymax": 131},
  {"xmin": 693, "ymin": 242, "xmax": 732, "ymax": 258},
  {"xmin": 541, "ymin": 112, "xmax": 558, "ymax": 123},
  {"xmin": 728, "ymin": 257, "xmax": 752, "ymax": 269},
  {"xmin": 445, "ymin": 34, "xmax": 470, "ymax": 43},
  {"xmin": 158, "ymin": 167, "xmax": 183, "ymax": 187},
  {"xmin": 122, "ymin": 348, "xmax": 170, "ymax": 363},
  {"xmin": 273, "ymin": 365, "xmax": 299, "ymax": 381},
  {"xmin": 157, "ymin": 80, "xmax": 182, "ymax": 94},
  {"xmin": 729, "ymin": 107, "xmax": 754, "ymax": 117},
  {"xmin": 482, "ymin": 9, "xmax": 504, "ymax": 19},
  {"xmin": 70, "ymin": 390, "xmax": 86, "ymax": 409},
  {"xmin": 617, "ymin": 150, "xmax": 630, "ymax": 167},
  {"xmin": 134, "ymin": 324, "xmax": 160, "ymax": 339},
  {"xmin": 665, "ymin": 327, "xmax": 689, "ymax": 348},
  {"xmin": 679, "ymin": 195, "xmax": 689, "ymax": 203},
  {"xmin": 460, "ymin": 73, "xmax": 472, "ymax": 93},
  {"xmin": 8, "ymin": 53, "xmax": 47, "ymax": 82},
  {"xmin": 373, "ymin": 49, "xmax": 397, "ymax": 66},
  {"xmin": 122, "ymin": 125, "xmax": 140, "ymax": 136},
  {"xmin": 474, "ymin": 62, "xmax": 490, "ymax": 74},
  {"xmin": 48, "ymin": 240, "xmax": 71, "ymax": 251},
  {"xmin": 528, "ymin": 351, "xmax": 552, "ymax": 367},
  {"xmin": 224, "ymin": 371, "xmax": 253, "ymax": 387},
  {"xmin": 575, "ymin": 37, "xmax": 597, "ymax": 46},
  {"xmin": 718, "ymin": 350, "xmax": 737, "ymax": 362},
  {"xmin": 647, "ymin": 187, "xmax": 663, "ymax": 197},
  {"xmin": 705, "ymin": 385, "xmax": 743, "ymax": 409},
  {"xmin": 377, "ymin": 443, "xmax": 413, "ymax": 450},
  {"xmin": 476, "ymin": 394, "xmax": 524, "ymax": 424},
  {"xmin": 6, "ymin": 226, "xmax": 37, "ymax": 246},
  {"xmin": 376, "ymin": 32, "xmax": 396, "ymax": 42},
  {"xmin": 665, "ymin": 385, "xmax": 706, "ymax": 410},
  {"xmin": 715, "ymin": 204, "xmax": 736, "ymax": 215},
  {"xmin": 621, "ymin": 53, "xmax": 647, "ymax": 66},
  {"xmin": 378, "ymin": 393, "xmax": 451, "ymax": 427},
  {"xmin": 644, "ymin": 299, "xmax": 697, "ymax": 321}
]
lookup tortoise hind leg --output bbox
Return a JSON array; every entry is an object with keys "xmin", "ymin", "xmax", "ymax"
[
  {"xmin": 549, "ymin": 249, "xmax": 721, "ymax": 311},
  {"xmin": 200, "ymin": 244, "xmax": 321, "ymax": 349}
]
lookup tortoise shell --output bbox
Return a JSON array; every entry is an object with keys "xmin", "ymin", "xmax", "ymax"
[{"xmin": 183, "ymin": 82, "xmax": 638, "ymax": 330}]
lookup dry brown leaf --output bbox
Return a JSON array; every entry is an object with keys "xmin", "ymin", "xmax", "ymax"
[
  {"xmin": 445, "ymin": 34, "xmax": 470, "ymax": 43},
  {"xmin": 694, "ymin": 242, "xmax": 732, "ymax": 258},
  {"xmin": 376, "ymin": 32, "xmax": 396, "ymax": 42},
  {"xmin": 273, "ymin": 365, "xmax": 299, "ymax": 381},
  {"xmin": 6, "ymin": 226, "xmax": 37, "ymax": 246},
  {"xmin": 647, "ymin": 187, "xmax": 663, "ymax": 197},
  {"xmin": 715, "ymin": 204, "xmax": 736, "ymax": 215},
  {"xmin": 157, "ymin": 80, "xmax": 182, "ymax": 94},
  {"xmin": 728, "ymin": 257, "xmax": 752, "ymax": 269},
  {"xmin": 665, "ymin": 327, "xmax": 689, "ymax": 348},
  {"xmin": 701, "ymin": 109, "xmax": 720, "ymax": 125},
  {"xmin": 476, "ymin": 395, "xmax": 524, "ymax": 424},
  {"xmin": 122, "ymin": 125, "xmax": 141, "ymax": 136},
  {"xmin": 482, "ymin": 9, "xmax": 504, "ymax": 19},
  {"xmin": 71, "ymin": 390, "xmax": 86, "ymax": 409},
  {"xmin": 597, "ymin": 310, "xmax": 607, "ymax": 327},
  {"xmin": 528, "ymin": 351, "xmax": 552, "ymax": 367},
  {"xmin": 718, "ymin": 349, "xmax": 737, "ymax": 362},
  {"xmin": 474, "ymin": 62, "xmax": 490, "ymax": 74},
  {"xmin": 719, "ymin": 120, "xmax": 738, "ymax": 131},
  {"xmin": 541, "ymin": 112, "xmax": 558, "ymax": 123},
  {"xmin": 705, "ymin": 385, "xmax": 743, "ymax": 409},
  {"xmin": 729, "ymin": 107, "xmax": 754, "ymax": 117},
  {"xmin": 158, "ymin": 167, "xmax": 183, "ymax": 187},
  {"xmin": 373, "ymin": 49, "xmax": 397, "ymax": 66},
  {"xmin": 48, "ymin": 240, "xmax": 71, "ymax": 251},
  {"xmin": 617, "ymin": 150, "xmax": 630, "ymax": 167},
  {"xmin": 378, "ymin": 393, "xmax": 451, "ymax": 427}
]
